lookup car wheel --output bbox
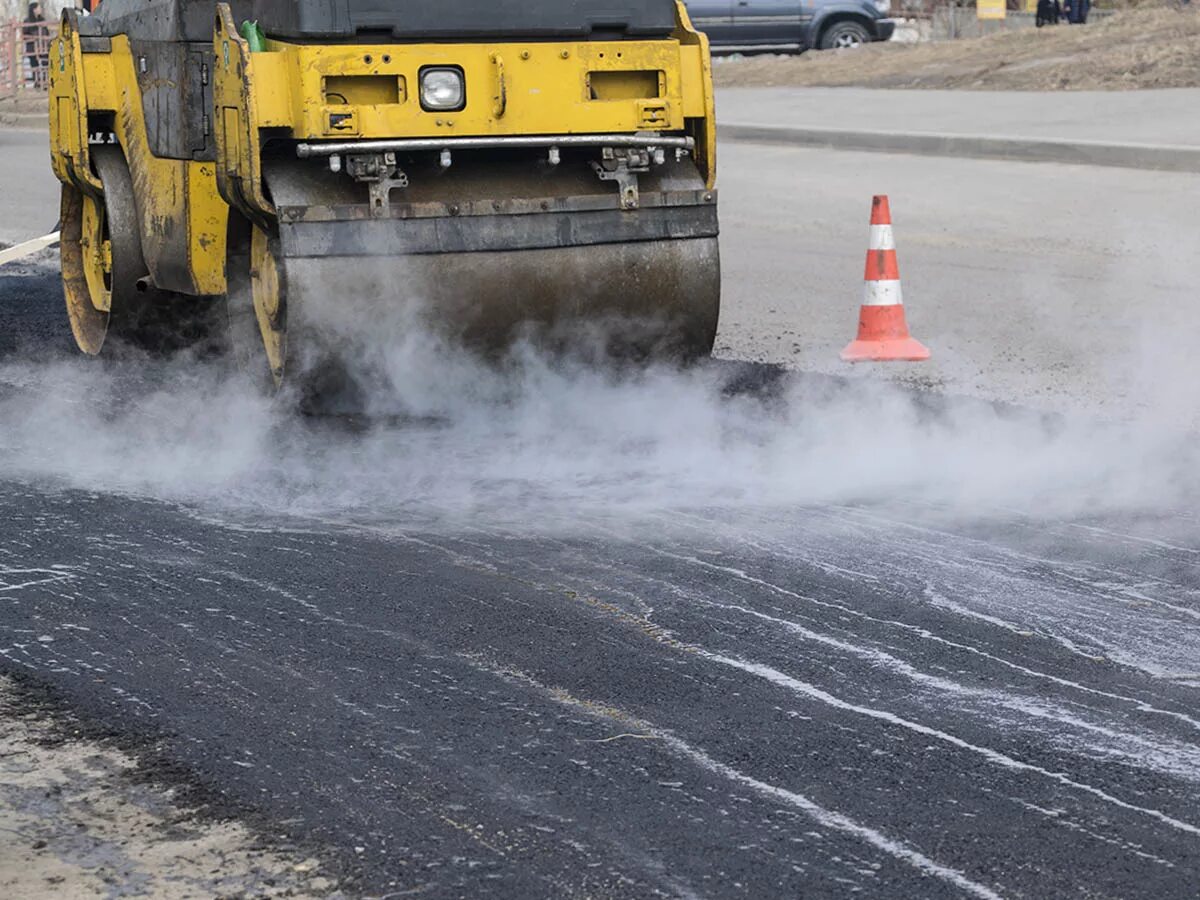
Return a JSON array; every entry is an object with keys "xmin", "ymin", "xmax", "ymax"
[{"xmin": 819, "ymin": 21, "xmax": 872, "ymax": 50}]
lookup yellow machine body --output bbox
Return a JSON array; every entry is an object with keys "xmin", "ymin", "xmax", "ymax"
[{"xmin": 49, "ymin": 1, "xmax": 720, "ymax": 394}]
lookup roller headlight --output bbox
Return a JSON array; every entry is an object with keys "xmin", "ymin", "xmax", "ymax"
[{"xmin": 420, "ymin": 67, "xmax": 465, "ymax": 112}]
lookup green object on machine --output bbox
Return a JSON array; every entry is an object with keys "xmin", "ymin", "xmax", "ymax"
[{"xmin": 240, "ymin": 20, "xmax": 265, "ymax": 52}]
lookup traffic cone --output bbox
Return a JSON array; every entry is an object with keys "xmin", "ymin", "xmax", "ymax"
[{"xmin": 840, "ymin": 195, "xmax": 930, "ymax": 363}]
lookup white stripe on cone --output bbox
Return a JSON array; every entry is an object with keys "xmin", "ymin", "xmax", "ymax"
[
  {"xmin": 862, "ymin": 279, "xmax": 903, "ymax": 307},
  {"xmin": 0, "ymin": 232, "xmax": 60, "ymax": 267},
  {"xmin": 868, "ymin": 224, "xmax": 895, "ymax": 251}
]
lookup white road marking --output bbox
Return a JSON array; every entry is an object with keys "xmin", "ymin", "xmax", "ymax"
[{"xmin": 0, "ymin": 232, "xmax": 59, "ymax": 267}]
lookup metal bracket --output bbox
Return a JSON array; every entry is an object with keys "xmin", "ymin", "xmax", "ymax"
[
  {"xmin": 346, "ymin": 152, "xmax": 409, "ymax": 218},
  {"xmin": 491, "ymin": 53, "xmax": 507, "ymax": 118},
  {"xmin": 591, "ymin": 147, "xmax": 652, "ymax": 211}
]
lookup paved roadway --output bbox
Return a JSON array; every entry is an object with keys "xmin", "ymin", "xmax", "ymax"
[
  {"xmin": 2, "ymin": 137, "xmax": 1199, "ymax": 898},
  {"xmin": 0, "ymin": 129, "xmax": 53, "ymax": 245}
]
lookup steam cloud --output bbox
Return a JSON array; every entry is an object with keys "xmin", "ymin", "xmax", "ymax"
[{"xmin": 0, "ymin": 256, "xmax": 1194, "ymax": 536}]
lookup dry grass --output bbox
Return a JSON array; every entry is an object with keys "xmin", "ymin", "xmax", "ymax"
[{"xmin": 713, "ymin": 4, "xmax": 1200, "ymax": 90}]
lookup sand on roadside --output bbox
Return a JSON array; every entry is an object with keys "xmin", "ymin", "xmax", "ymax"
[{"xmin": 0, "ymin": 676, "xmax": 340, "ymax": 899}]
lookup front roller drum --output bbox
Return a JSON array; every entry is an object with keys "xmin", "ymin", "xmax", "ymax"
[
  {"xmin": 227, "ymin": 234, "xmax": 720, "ymax": 406},
  {"xmin": 226, "ymin": 214, "xmax": 288, "ymax": 390},
  {"xmin": 286, "ymin": 235, "xmax": 720, "ymax": 358}
]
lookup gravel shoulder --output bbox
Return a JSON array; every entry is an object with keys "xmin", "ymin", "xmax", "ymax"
[
  {"xmin": 0, "ymin": 676, "xmax": 340, "ymax": 899},
  {"xmin": 714, "ymin": 5, "xmax": 1200, "ymax": 90}
]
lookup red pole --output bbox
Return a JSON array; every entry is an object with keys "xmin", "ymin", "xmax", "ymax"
[{"xmin": 3, "ymin": 23, "xmax": 16, "ymax": 99}]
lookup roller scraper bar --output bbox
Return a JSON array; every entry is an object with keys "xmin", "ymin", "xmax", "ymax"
[{"xmin": 296, "ymin": 134, "xmax": 696, "ymax": 158}]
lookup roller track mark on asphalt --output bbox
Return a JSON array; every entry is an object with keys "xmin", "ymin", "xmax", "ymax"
[
  {"xmin": 214, "ymin": 567, "xmax": 326, "ymax": 614},
  {"xmin": 1053, "ymin": 569, "xmax": 1200, "ymax": 623},
  {"xmin": 0, "ymin": 565, "xmax": 76, "ymax": 593},
  {"xmin": 484, "ymin": 662, "xmax": 1007, "ymax": 900},
  {"xmin": 433, "ymin": 528, "xmax": 1200, "ymax": 839},
  {"xmin": 1010, "ymin": 800, "xmax": 1179, "ymax": 869},
  {"xmin": 1064, "ymin": 523, "xmax": 1200, "ymax": 557},
  {"xmin": 677, "ymin": 593, "xmax": 1200, "ymax": 782},
  {"xmin": 842, "ymin": 507, "xmax": 1200, "ymax": 622},
  {"xmin": 635, "ymin": 536, "xmax": 1200, "ymax": 734},
  {"xmin": 867, "ymin": 552, "xmax": 1200, "ymax": 678},
  {"xmin": 917, "ymin": 586, "xmax": 1091, "ymax": 650},
  {"xmin": 921, "ymin": 593, "xmax": 1150, "ymax": 671},
  {"xmin": 373, "ymin": 735, "xmax": 713, "ymax": 900},
  {"xmin": 666, "ymin": 744, "xmax": 1005, "ymax": 900},
  {"xmin": 714, "ymin": 504, "xmax": 1200, "ymax": 679},
  {"xmin": 380, "ymin": 506, "xmax": 1200, "ymax": 694},
  {"xmin": 0, "ymin": 557, "xmax": 312, "ymax": 721},
  {"xmin": 700, "ymin": 651, "xmax": 1200, "ymax": 838}
]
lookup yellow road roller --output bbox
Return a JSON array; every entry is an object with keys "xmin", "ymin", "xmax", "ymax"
[{"xmin": 49, "ymin": 0, "xmax": 720, "ymax": 397}]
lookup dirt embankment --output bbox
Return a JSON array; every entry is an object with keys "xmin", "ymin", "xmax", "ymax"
[
  {"xmin": 0, "ymin": 676, "xmax": 340, "ymax": 899},
  {"xmin": 713, "ymin": 5, "xmax": 1200, "ymax": 90}
]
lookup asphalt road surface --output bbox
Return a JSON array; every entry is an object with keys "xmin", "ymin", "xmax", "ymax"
[
  {"xmin": 0, "ymin": 129, "xmax": 54, "ymax": 245},
  {"xmin": 2, "ymin": 138, "xmax": 1199, "ymax": 898}
]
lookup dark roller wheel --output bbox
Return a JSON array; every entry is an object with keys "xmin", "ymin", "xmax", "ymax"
[
  {"xmin": 60, "ymin": 145, "xmax": 220, "ymax": 356},
  {"xmin": 225, "ymin": 210, "xmax": 367, "ymax": 412},
  {"xmin": 225, "ymin": 211, "xmax": 289, "ymax": 395},
  {"xmin": 59, "ymin": 145, "xmax": 152, "ymax": 354}
]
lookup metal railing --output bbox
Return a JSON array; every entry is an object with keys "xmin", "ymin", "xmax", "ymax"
[{"xmin": 0, "ymin": 20, "xmax": 54, "ymax": 100}]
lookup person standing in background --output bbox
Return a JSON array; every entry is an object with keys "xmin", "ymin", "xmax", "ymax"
[
  {"xmin": 23, "ymin": 2, "xmax": 49, "ymax": 89},
  {"xmin": 1063, "ymin": 0, "xmax": 1090, "ymax": 23},
  {"xmin": 1036, "ymin": 0, "xmax": 1061, "ymax": 26}
]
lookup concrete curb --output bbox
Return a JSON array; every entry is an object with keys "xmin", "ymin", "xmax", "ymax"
[
  {"xmin": 0, "ymin": 113, "xmax": 49, "ymax": 130},
  {"xmin": 718, "ymin": 123, "xmax": 1200, "ymax": 173}
]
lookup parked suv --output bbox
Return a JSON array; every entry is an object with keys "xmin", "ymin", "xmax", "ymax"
[{"xmin": 685, "ymin": 0, "xmax": 894, "ymax": 51}]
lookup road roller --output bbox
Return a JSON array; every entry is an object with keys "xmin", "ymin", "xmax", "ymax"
[{"xmin": 48, "ymin": 0, "xmax": 720, "ymax": 398}]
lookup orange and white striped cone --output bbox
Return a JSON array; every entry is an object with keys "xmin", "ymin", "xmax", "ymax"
[{"xmin": 840, "ymin": 195, "xmax": 930, "ymax": 363}]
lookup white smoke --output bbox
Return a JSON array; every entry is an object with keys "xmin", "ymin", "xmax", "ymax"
[{"xmin": 0, "ymin": 285, "xmax": 1193, "ymax": 535}]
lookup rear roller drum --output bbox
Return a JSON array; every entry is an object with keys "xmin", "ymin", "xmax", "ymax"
[
  {"xmin": 59, "ymin": 145, "xmax": 151, "ymax": 354},
  {"xmin": 60, "ymin": 145, "xmax": 219, "ymax": 355}
]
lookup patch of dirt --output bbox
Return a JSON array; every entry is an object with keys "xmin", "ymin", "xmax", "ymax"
[
  {"xmin": 0, "ymin": 675, "xmax": 342, "ymax": 899},
  {"xmin": 713, "ymin": 5, "xmax": 1200, "ymax": 90}
]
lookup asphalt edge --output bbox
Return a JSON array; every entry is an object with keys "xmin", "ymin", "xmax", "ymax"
[{"xmin": 718, "ymin": 124, "xmax": 1200, "ymax": 172}]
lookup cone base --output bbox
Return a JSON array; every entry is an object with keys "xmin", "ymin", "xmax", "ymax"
[{"xmin": 840, "ymin": 336, "xmax": 931, "ymax": 363}]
